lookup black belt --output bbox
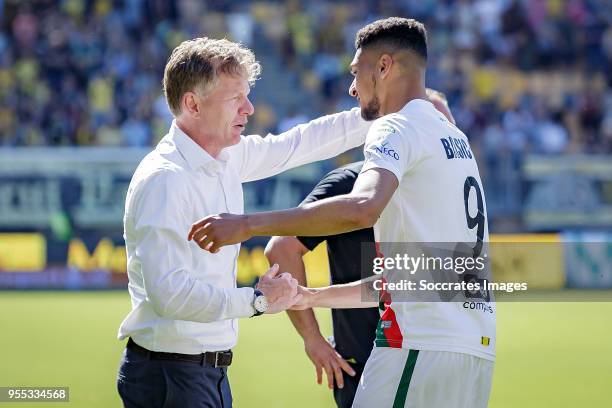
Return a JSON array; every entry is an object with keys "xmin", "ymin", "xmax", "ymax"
[{"xmin": 127, "ymin": 338, "xmax": 233, "ymax": 367}]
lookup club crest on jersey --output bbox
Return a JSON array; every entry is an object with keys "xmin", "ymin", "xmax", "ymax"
[
  {"xmin": 440, "ymin": 136, "xmax": 473, "ymax": 160},
  {"xmin": 379, "ymin": 125, "xmax": 397, "ymax": 134},
  {"xmin": 372, "ymin": 141, "xmax": 400, "ymax": 160}
]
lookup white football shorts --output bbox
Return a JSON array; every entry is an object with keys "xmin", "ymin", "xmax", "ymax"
[{"xmin": 352, "ymin": 347, "xmax": 494, "ymax": 408}]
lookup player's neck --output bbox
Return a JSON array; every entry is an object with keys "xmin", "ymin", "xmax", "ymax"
[{"xmin": 379, "ymin": 81, "xmax": 427, "ymax": 116}]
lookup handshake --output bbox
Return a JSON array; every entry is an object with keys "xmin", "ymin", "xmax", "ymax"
[{"xmin": 256, "ymin": 264, "xmax": 312, "ymax": 314}]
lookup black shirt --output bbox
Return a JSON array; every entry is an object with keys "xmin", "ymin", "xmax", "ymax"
[{"xmin": 297, "ymin": 162, "xmax": 379, "ymax": 364}]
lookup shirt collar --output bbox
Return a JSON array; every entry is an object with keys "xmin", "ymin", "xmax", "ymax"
[
  {"xmin": 401, "ymin": 98, "xmax": 433, "ymax": 113},
  {"xmin": 168, "ymin": 121, "xmax": 228, "ymax": 173}
]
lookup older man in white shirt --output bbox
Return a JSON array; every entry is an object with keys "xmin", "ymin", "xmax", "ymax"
[{"xmin": 116, "ymin": 37, "xmax": 370, "ymax": 408}]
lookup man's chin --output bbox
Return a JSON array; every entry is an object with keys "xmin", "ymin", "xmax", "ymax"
[
  {"xmin": 360, "ymin": 110, "xmax": 380, "ymax": 121},
  {"xmin": 230, "ymin": 129, "xmax": 242, "ymax": 143}
]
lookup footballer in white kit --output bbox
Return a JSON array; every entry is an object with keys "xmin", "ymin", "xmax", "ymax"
[
  {"xmin": 187, "ymin": 17, "xmax": 496, "ymax": 408},
  {"xmin": 352, "ymin": 96, "xmax": 495, "ymax": 408}
]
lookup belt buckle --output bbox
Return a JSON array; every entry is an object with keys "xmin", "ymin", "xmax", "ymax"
[{"xmin": 213, "ymin": 352, "xmax": 220, "ymax": 368}]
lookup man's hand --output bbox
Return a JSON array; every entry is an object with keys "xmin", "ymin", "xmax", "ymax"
[
  {"xmin": 290, "ymin": 285, "xmax": 317, "ymax": 310},
  {"xmin": 304, "ymin": 334, "xmax": 356, "ymax": 389},
  {"xmin": 188, "ymin": 213, "xmax": 251, "ymax": 253},
  {"xmin": 256, "ymin": 264, "xmax": 302, "ymax": 314}
]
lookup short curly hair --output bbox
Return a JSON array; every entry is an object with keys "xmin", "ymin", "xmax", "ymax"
[
  {"xmin": 355, "ymin": 17, "xmax": 427, "ymax": 61},
  {"xmin": 163, "ymin": 37, "xmax": 261, "ymax": 117}
]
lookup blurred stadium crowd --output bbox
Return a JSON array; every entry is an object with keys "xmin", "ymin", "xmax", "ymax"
[{"xmin": 0, "ymin": 0, "xmax": 610, "ymax": 217}]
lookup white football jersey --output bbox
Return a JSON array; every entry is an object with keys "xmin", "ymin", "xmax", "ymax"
[{"xmin": 362, "ymin": 99, "xmax": 496, "ymax": 361}]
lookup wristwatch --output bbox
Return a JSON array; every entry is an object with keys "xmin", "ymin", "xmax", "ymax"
[{"xmin": 252, "ymin": 289, "xmax": 268, "ymax": 316}]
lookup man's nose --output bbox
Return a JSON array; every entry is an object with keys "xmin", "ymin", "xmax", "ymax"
[{"xmin": 241, "ymin": 96, "xmax": 255, "ymax": 116}]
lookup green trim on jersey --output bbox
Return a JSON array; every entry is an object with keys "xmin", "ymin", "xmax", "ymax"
[
  {"xmin": 375, "ymin": 300, "xmax": 390, "ymax": 347},
  {"xmin": 375, "ymin": 300, "xmax": 404, "ymax": 348},
  {"xmin": 374, "ymin": 313, "xmax": 390, "ymax": 347},
  {"xmin": 392, "ymin": 349, "xmax": 420, "ymax": 408},
  {"xmin": 374, "ymin": 326, "xmax": 390, "ymax": 347}
]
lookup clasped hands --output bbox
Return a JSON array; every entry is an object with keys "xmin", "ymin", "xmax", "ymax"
[
  {"xmin": 253, "ymin": 265, "xmax": 318, "ymax": 313},
  {"xmin": 256, "ymin": 264, "xmax": 305, "ymax": 313}
]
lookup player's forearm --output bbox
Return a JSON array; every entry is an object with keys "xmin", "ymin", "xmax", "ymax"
[
  {"xmin": 286, "ymin": 309, "xmax": 325, "ymax": 342},
  {"xmin": 267, "ymin": 249, "xmax": 323, "ymax": 341},
  {"xmin": 264, "ymin": 237, "xmax": 324, "ymax": 342},
  {"xmin": 306, "ymin": 280, "xmax": 378, "ymax": 309},
  {"xmin": 247, "ymin": 195, "xmax": 376, "ymax": 237},
  {"xmin": 282, "ymin": 256, "xmax": 324, "ymax": 341}
]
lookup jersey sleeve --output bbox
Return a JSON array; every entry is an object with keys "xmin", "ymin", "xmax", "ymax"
[{"xmin": 360, "ymin": 115, "xmax": 416, "ymax": 183}]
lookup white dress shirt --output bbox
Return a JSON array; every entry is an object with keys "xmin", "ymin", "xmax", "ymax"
[{"xmin": 118, "ymin": 108, "xmax": 370, "ymax": 353}]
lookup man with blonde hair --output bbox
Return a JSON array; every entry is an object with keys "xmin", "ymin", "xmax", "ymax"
[{"xmin": 116, "ymin": 37, "xmax": 370, "ymax": 407}]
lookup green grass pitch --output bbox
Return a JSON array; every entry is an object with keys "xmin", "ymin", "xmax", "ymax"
[{"xmin": 0, "ymin": 291, "xmax": 610, "ymax": 407}]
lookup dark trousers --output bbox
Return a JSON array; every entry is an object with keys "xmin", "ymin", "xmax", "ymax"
[
  {"xmin": 117, "ymin": 347, "xmax": 232, "ymax": 408},
  {"xmin": 333, "ymin": 362, "xmax": 365, "ymax": 408}
]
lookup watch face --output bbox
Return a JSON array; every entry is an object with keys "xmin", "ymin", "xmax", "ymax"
[{"xmin": 254, "ymin": 295, "xmax": 268, "ymax": 313}]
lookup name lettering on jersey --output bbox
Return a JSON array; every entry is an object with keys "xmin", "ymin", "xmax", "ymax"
[
  {"xmin": 440, "ymin": 136, "xmax": 473, "ymax": 160},
  {"xmin": 373, "ymin": 141, "xmax": 400, "ymax": 161}
]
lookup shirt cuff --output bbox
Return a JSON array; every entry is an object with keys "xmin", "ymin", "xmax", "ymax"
[{"xmin": 232, "ymin": 286, "xmax": 256, "ymax": 318}]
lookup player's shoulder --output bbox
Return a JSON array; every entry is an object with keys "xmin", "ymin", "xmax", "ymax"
[
  {"xmin": 368, "ymin": 103, "xmax": 423, "ymax": 138},
  {"xmin": 366, "ymin": 115, "xmax": 401, "ymax": 141},
  {"xmin": 375, "ymin": 99, "xmax": 451, "ymax": 136},
  {"xmin": 364, "ymin": 114, "xmax": 414, "ymax": 154},
  {"xmin": 370, "ymin": 111, "xmax": 406, "ymax": 130}
]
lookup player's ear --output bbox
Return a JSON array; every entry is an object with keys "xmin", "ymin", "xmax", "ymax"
[{"xmin": 378, "ymin": 54, "xmax": 393, "ymax": 80}]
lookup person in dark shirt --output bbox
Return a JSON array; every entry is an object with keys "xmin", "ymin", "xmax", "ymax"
[{"xmin": 265, "ymin": 161, "xmax": 378, "ymax": 408}]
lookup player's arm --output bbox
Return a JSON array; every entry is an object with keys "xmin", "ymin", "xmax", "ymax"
[
  {"xmin": 264, "ymin": 236, "xmax": 319, "ymax": 339},
  {"xmin": 264, "ymin": 236, "xmax": 356, "ymax": 389},
  {"xmin": 188, "ymin": 168, "xmax": 398, "ymax": 252},
  {"xmin": 293, "ymin": 278, "xmax": 379, "ymax": 310}
]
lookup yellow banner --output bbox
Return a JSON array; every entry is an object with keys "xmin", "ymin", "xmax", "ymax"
[
  {"xmin": 0, "ymin": 233, "xmax": 46, "ymax": 271},
  {"xmin": 490, "ymin": 234, "xmax": 565, "ymax": 289}
]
